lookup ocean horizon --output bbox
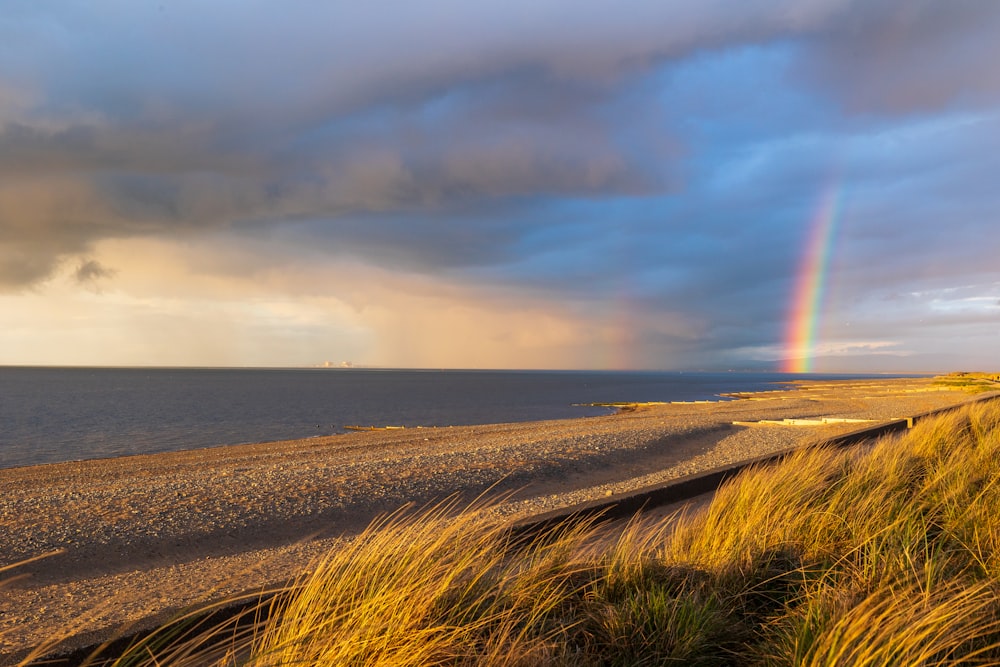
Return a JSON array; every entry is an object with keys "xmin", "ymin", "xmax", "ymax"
[{"xmin": 0, "ymin": 367, "xmax": 917, "ymax": 470}]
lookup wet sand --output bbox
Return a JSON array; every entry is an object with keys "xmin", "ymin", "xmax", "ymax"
[{"xmin": 0, "ymin": 376, "xmax": 989, "ymax": 661}]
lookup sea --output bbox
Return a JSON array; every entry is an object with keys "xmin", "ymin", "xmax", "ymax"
[{"xmin": 0, "ymin": 367, "xmax": 900, "ymax": 470}]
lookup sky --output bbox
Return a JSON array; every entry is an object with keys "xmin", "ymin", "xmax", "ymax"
[{"xmin": 1, "ymin": 1, "xmax": 998, "ymax": 372}]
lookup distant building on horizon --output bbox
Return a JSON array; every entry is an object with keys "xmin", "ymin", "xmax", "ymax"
[{"xmin": 317, "ymin": 360, "xmax": 354, "ymax": 369}]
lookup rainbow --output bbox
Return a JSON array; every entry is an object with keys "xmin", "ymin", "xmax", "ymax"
[{"xmin": 782, "ymin": 185, "xmax": 841, "ymax": 373}]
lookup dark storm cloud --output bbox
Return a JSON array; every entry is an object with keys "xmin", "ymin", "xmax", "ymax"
[
  {"xmin": 0, "ymin": 70, "xmax": 672, "ymax": 289},
  {"xmin": 798, "ymin": 0, "xmax": 1000, "ymax": 114},
  {"xmin": 0, "ymin": 245, "xmax": 60, "ymax": 286},
  {"xmin": 0, "ymin": 0, "xmax": 851, "ymax": 290}
]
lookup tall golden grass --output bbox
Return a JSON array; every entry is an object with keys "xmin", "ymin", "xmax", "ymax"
[{"xmin": 58, "ymin": 399, "xmax": 1000, "ymax": 665}]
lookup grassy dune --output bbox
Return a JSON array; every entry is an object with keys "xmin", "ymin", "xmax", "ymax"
[
  {"xmin": 68, "ymin": 399, "xmax": 1000, "ymax": 665},
  {"xmin": 933, "ymin": 371, "xmax": 1000, "ymax": 394}
]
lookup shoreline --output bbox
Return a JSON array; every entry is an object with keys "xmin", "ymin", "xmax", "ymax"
[
  {"xmin": 0, "ymin": 369, "xmax": 925, "ymax": 472},
  {"xmin": 0, "ymin": 376, "xmax": 988, "ymax": 661}
]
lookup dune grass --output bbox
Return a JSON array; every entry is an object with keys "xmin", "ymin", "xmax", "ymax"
[
  {"xmin": 933, "ymin": 372, "xmax": 1000, "ymax": 394},
  {"xmin": 64, "ymin": 398, "xmax": 1000, "ymax": 665}
]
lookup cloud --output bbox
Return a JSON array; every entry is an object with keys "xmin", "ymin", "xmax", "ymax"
[
  {"xmin": 0, "ymin": 87, "xmax": 669, "ymax": 288},
  {"xmin": 1, "ymin": 2, "xmax": 998, "ymax": 369},
  {"xmin": 3, "ymin": 235, "xmax": 706, "ymax": 369},
  {"xmin": 73, "ymin": 258, "xmax": 115, "ymax": 286},
  {"xmin": 3, "ymin": 1, "xmax": 846, "ymax": 113},
  {"xmin": 797, "ymin": 0, "xmax": 1000, "ymax": 115},
  {"xmin": 0, "ymin": 245, "xmax": 59, "ymax": 287},
  {"xmin": 0, "ymin": 0, "xmax": 851, "ymax": 289}
]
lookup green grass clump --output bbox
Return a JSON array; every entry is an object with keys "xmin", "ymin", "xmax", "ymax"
[
  {"xmin": 72, "ymin": 399, "xmax": 1000, "ymax": 666},
  {"xmin": 933, "ymin": 372, "xmax": 1000, "ymax": 394}
]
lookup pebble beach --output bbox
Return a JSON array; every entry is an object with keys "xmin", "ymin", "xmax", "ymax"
[{"xmin": 0, "ymin": 376, "xmax": 992, "ymax": 662}]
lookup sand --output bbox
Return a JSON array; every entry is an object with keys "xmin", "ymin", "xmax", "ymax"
[{"xmin": 0, "ymin": 376, "xmax": 991, "ymax": 662}]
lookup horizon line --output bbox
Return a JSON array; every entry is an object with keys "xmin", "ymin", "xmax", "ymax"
[{"xmin": 0, "ymin": 363, "xmax": 947, "ymax": 376}]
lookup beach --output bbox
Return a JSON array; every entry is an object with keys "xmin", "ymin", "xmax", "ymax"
[{"xmin": 0, "ymin": 376, "xmax": 989, "ymax": 661}]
